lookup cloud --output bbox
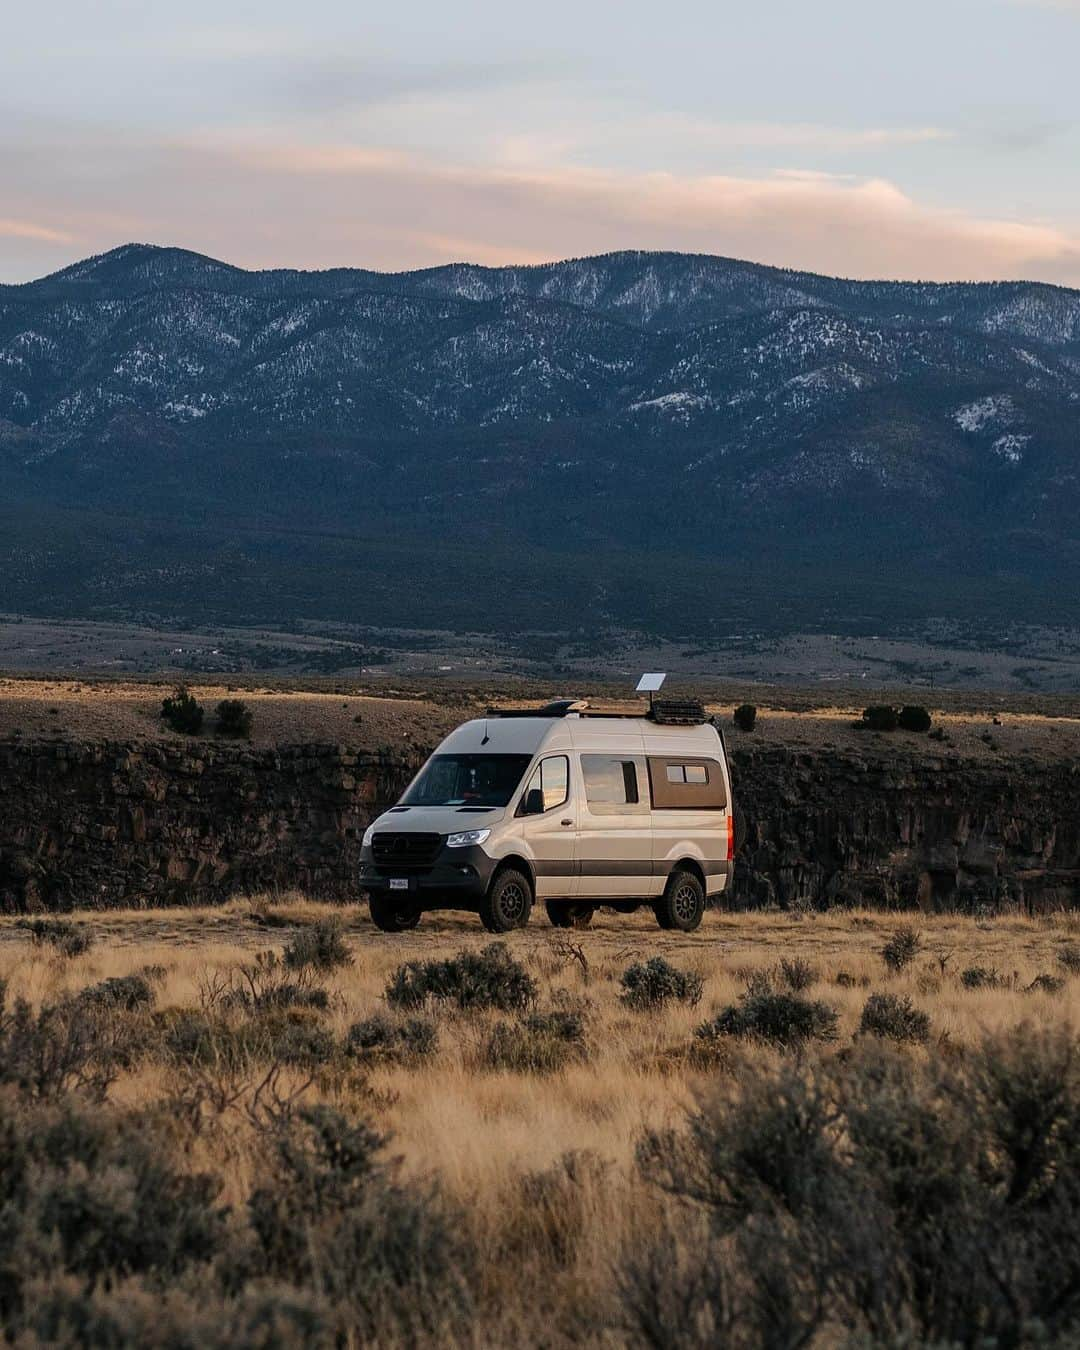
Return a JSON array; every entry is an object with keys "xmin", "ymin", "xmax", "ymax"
[
  {"xmin": 3, "ymin": 130, "xmax": 1080, "ymax": 286},
  {"xmin": 0, "ymin": 218, "xmax": 75, "ymax": 244}
]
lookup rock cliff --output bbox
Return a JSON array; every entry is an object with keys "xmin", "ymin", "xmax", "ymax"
[{"xmin": 1, "ymin": 735, "xmax": 1078, "ymax": 913}]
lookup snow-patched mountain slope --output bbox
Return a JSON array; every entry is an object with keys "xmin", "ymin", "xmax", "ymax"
[{"xmin": 2, "ymin": 242, "xmax": 1080, "ymax": 638}]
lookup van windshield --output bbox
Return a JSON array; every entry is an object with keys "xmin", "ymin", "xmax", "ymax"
[{"xmin": 400, "ymin": 754, "xmax": 533, "ymax": 808}]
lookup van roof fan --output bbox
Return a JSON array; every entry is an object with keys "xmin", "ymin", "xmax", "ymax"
[{"xmin": 648, "ymin": 698, "xmax": 708, "ymax": 726}]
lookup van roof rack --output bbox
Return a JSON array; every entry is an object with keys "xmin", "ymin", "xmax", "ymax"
[
  {"xmin": 487, "ymin": 699, "xmax": 589, "ymax": 719},
  {"xmin": 646, "ymin": 698, "xmax": 708, "ymax": 726}
]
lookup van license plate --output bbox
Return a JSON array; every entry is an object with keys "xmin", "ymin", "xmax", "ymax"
[{"xmin": 389, "ymin": 878, "xmax": 409, "ymax": 891}]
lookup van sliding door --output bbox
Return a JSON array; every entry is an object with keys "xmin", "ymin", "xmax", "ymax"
[{"xmin": 577, "ymin": 754, "xmax": 652, "ymax": 900}]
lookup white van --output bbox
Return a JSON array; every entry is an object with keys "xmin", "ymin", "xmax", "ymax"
[{"xmin": 359, "ymin": 699, "xmax": 741, "ymax": 934}]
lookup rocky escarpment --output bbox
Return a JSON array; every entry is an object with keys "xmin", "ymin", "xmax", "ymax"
[
  {"xmin": 1, "ymin": 735, "xmax": 1078, "ymax": 913},
  {"xmin": 730, "ymin": 742, "xmax": 1080, "ymax": 913},
  {"xmin": 0, "ymin": 738, "xmax": 415, "ymax": 911}
]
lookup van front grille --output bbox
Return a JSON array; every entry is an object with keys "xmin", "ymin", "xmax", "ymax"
[{"xmin": 371, "ymin": 832, "xmax": 443, "ymax": 868}]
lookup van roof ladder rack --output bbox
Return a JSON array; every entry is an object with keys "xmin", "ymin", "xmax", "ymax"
[{"xmin": 647, "ymin": 698, "xmax": 708, "ymax": 726}]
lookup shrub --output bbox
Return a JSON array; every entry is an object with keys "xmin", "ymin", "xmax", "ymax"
[
  {"xmin": 160, "ymin": 685, "xmax": 204, "ymax": 735},
  {"xmin": 858, "ymin": 992, "xmax": 931, "ymax": 1042},
  {"xmin": 881, "ymin": 925, "xmax": 921, "ymax": 973},
  {"xmin": 732, "ymin": 704, "xmax": 757, "ymax": 732},
  {"xmin": 483, "ymin": 1011, "xmax": 586, "ymax": 1074},
  {"xmin": 1056, "ymin": 946, "xmax": 1080, "ymax": 976},
  {"xmin": 0, "ymin": 988, "xmax": 132, "ymax": 1100},
  {"xmin": 630, "ymin": 1027, "xmax": 1080, "ymax": 1346},
  {"xmin": 1027, "ymin": 973, "xmax": 1066, "ymax": 995},
  {"xmin": 246, "ymin": 1106, "xmax": 474, "ymax": 1342},
  {"xmin": 0, "ymin": 1095, "xmax": 225, "ymax": 1328},
  {"xmin": 385, "ymin": 943, "xmax": 537, "ymax": 1012},
  {"xmin": 219, "ymin": 950, "xmax": 332, "ymax": 1013},
  {"xmin": 620, "ymin": 957, "xmax": 704, "ymax": 1010},
  {"xmin": 697, "ymin": 981, "xmax": 839, "ymax": 1049},
  {"xmin": 960, "ymin": 965, "xmax": 1003, "ymax": 989},
  {"xmin": 283, "ymin": 919, "xmax": 352, "ymax": 974},
  {"xmin": 898, "ymin": 705, "xmax": 932, "ymax": 733},
  {"xmin": 777, "ymin": 957, "xmax": 818, "ymax": 992},
  {"xmin": 16, "ymin": 918, "xmax": 94, "ymax": 958},
  {"xmin": 858, "ymin": 705, "xmax": 899, "ymax": 732},
  {"xmin": 346, "ymin": 1013, "xmax": 438, "ymax": 1065},
  {"xmin": 76, "ymin": 974, "xmax": 155, "ymax": 1013},
  {"xmin": 215, "ymin": 698, "xmax": 253, "ymax": 739}
]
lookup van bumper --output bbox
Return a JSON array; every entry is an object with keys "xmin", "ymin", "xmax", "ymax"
[{"xmin": 358, "ymin": 844, "xmax": 496, "ymax": 905}]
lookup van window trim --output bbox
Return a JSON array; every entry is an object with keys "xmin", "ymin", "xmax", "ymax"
[{"xmin": 515, "ymin": 753, "xmax": 571, "ymax": 816}]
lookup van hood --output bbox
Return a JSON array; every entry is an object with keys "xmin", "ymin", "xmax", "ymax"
[{"xmin": 369, "ymin": 805, "xmax": 507, "ymax": 835}]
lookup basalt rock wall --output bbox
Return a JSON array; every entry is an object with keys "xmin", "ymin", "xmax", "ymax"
[
  {"xmin": 0, "ymin": 738, "xmax": 416, "ymax": 912},
  {"xmin": 730, "ymin": 743, "xmax": 1080, "ymax": 913},
  {"xmin": 1, "ymin": 736, "xmax": 1078, "ymax": 913}
]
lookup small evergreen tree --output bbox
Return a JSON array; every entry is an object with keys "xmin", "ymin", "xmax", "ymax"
[
  {"xmin": 898, "ymin": 705, "xmax": 932, "ymax": 733},
  {"xmin": 733, "ymin": 704, "xmax": 757, "ymax": 732},
  {"xmin": 215, "ymin": 699, "xmax": 253, "ymax": 738},
  {"xmin": 161, "ymin": 686, "xmax": 204, "ymax": 735}
]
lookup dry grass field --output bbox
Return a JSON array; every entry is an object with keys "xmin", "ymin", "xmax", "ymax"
[{"xmin": 3, "ymin": 902, "xmax": 1080, "ymax": 1346}]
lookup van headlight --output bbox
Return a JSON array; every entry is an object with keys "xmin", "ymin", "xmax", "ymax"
[
  {"xmin": 446, "ymin": 829, "xmax": 491, "ymax": 848},
  {"xmin": 362, "ymin": 824, "xmax": 376, "ymax": 848}
]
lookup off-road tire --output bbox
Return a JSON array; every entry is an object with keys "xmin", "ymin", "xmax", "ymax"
[
  {"xmin": 480, "ymin": 869, "xmax": 533, "ymax": 933},
  {"xmin": 545, "ymin": 902, "xmax": 596, "ymax": 929},
  {"xmin": 653, "ymin": 870, "xmax": 706, "ymax": 933},
  {"xmin": 369, "ymin": 894, "xmax": 422, "ymax": 932},
  {"xmin": 733, "ymin": 804, "xmax": 748, "ymax": 854}
]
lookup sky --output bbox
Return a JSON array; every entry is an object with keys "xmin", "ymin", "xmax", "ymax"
[{"xmin": 3, "ymin": 0, "xmax": 1080, "ymax": 284}]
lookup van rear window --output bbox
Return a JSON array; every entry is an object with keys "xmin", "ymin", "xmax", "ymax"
[{"xmin": 648, "ymin": 758, "xmax": 727, "ymax": 810}]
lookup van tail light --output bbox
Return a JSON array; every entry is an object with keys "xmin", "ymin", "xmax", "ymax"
[{"xmin": 726, "ymin": 812, "xmax": 734, "ymax": 862}]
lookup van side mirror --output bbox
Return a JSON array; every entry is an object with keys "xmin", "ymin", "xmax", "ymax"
[{"xmin": 522, "ymin": 788, "xmax": 545, "ymax": 815}]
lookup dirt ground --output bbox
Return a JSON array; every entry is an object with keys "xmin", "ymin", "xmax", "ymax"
[{"xmin": 2, "ymin": 676, "xmax": 1080, "ymax": 763}]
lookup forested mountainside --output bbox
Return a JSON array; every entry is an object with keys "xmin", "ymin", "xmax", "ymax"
[{"xmin": 2, "ymin": 244, "xmax": 1079, "ymax": 637}]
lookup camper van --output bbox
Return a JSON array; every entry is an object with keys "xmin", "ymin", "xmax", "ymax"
[{"xmin": 359, "ymin": 697, "xmax": 742, "ymax": 934}]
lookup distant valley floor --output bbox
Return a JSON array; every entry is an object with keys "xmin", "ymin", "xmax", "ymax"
[{"xmin": 3, "ymin": 611, "xmax": 1080, "ymax": 697}]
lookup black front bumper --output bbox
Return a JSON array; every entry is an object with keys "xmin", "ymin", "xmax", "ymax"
[{"xmin": 359, "ymin": 842, "xmax": 497, "ymax": 907}]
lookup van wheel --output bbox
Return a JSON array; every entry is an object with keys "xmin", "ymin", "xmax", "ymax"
[
  {"xmin": 480, "ymin": 869, "xmax": 533, "ymax": 933},
  {"xmin": 733, "ymin": 805, "xmax": 748, "ymax": 853},
  {"xmin": 546, "ymin": 902, "xmax": 595, "ymax": 929},
  {"xmin": 654, "ymin": 870, "xmax": 705, "ymax": 933},
  {"xmin": 369, "ymin": 894, "xmax": 422, "ymax": 932}
]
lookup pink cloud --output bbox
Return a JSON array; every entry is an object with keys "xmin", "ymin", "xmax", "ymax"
[{"xmin": 3, "ymin": 133, "xmax": 1080, "ymax": 285}]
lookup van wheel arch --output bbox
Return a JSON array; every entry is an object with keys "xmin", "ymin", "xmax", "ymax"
[
  {"xmin": 672, "ymin": 857, "xmax": 707, "ymax": 892},
  {"xmin": 493, "ymin": 855, "xmax": 535, "ymax": 896}
]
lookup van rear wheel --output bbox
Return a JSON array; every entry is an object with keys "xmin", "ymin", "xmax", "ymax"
[
  {"xmin": 546, "ymin": 902, "xmax": 595, "ymax": 929},
  {"xmin": 479, "ymin": 869, "xmax": 533, "ymax": 933},
  {"xmin": 654, "ymin": 870, "xmax": 705, "ymax": 933},
  {"xmin": 369, "ymin": 894, "xmax": 422, "ymax": 932}
]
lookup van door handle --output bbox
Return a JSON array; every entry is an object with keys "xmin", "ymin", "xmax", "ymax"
[{"xmin": 560, "ymin": 818, "xmax": 573, "ymax": 827}]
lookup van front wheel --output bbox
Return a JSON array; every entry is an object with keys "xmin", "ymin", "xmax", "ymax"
[
  {"xmin": 654, "ymin": 870, "xmax": 705, "ymax": 933},
  {"xmin": 479, "ymin": 869, "xmax": 533, "ymax": 933}
]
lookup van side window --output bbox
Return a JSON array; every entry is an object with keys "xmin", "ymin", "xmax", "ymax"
[
  {"xmin": 582, "ymin": 755, "xmax": 641, "ymax": 805},
  {"xmin": 520, "ymin": 755, "xmax": 569, "ymax": 812},
  {"xmin": 648, "ymin": 758, "xmax": 727, "ymax": 809}
]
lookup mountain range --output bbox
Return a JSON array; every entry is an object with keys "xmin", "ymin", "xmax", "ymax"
[{"xmin": 2, "ymin": 243, "xmax": 1079, "ymax": 640}]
